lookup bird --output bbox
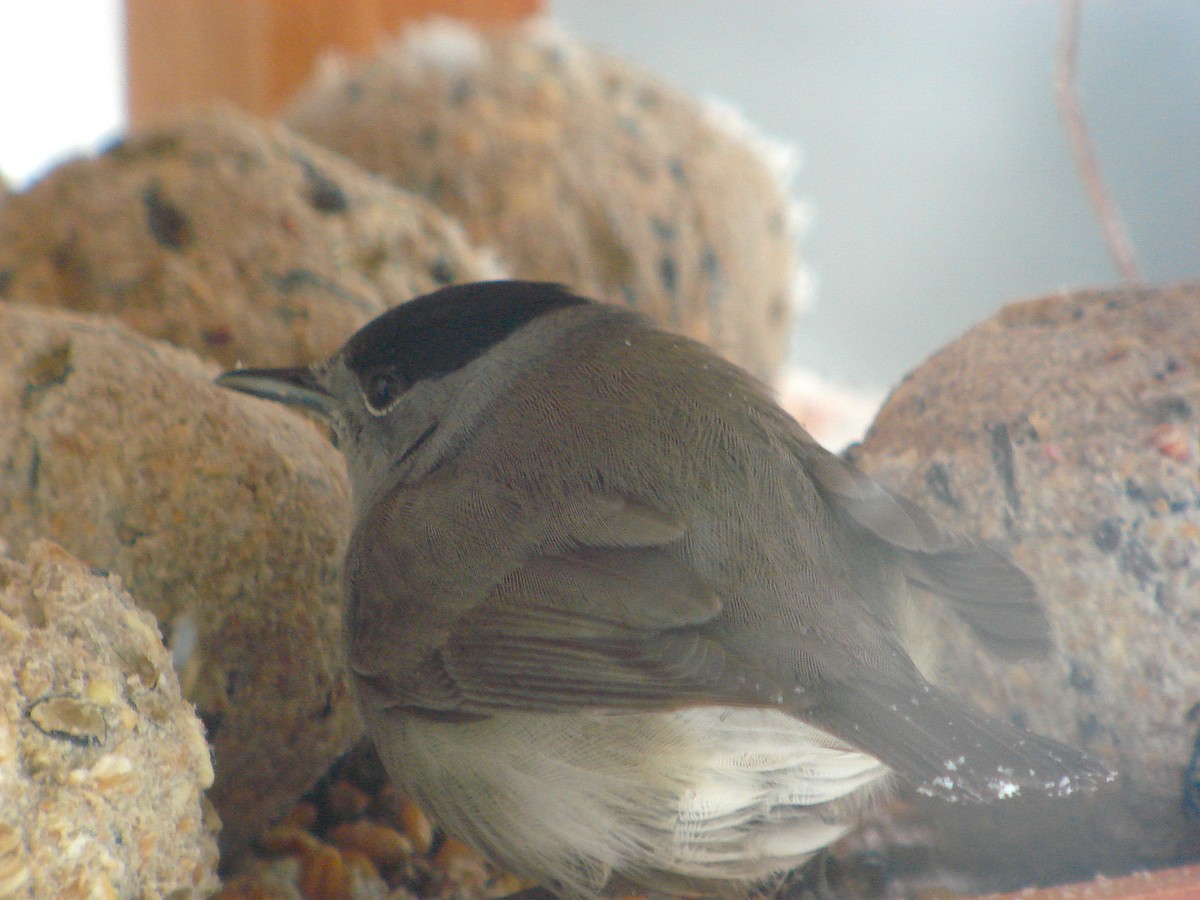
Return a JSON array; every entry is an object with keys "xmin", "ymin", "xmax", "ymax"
[{"xmin": 217, "ymin": 280, "xmax": 1112, "ymax": 899}]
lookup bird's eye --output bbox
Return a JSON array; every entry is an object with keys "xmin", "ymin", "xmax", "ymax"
[{"xmin": 363, "ymin": 370, "xmax": 404, "ymax": 414}]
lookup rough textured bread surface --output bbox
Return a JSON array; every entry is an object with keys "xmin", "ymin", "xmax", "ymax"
[
  {"xmin": 0, "ymin": 301, "xmax": 357, "ymax": 861},
  {"xmin": 851, "ymin": 283, "xmax": 1200, "ymax": 886},
  {"xmin": 0, "ymin": 539, "xmax": 219, "ymax": 897},
  {"xmin": 286, "ymin": 18, "xmax": 807, "ymax": 380},
  {"xmin": 0, "ymin": 106, "xmax": 495, "ymax": 369}
]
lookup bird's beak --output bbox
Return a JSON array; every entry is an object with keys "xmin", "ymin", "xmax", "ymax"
[{"xmin": 216, "ymin": 366, "xmax": 336, "ymax": 419}]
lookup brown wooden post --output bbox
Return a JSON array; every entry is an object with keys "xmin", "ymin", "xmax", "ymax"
[{"xmin": 126, "ymin": 0, "xmax": 542, "ymax": 127}]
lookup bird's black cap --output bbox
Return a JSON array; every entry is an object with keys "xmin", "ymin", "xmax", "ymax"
[{"xmin": 344, "ymin": 281, "xmax": 589, "ymax": 383}]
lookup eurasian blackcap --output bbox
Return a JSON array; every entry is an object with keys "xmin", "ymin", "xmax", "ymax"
[{"xmin": 217, "ymin": 280, "xmax": 1111, "ymax": 898}]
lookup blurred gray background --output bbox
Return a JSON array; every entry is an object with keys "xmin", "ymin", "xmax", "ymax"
[{"xmin": 552, "ymin": 1, "xmax": 1200, "ymax": 391}]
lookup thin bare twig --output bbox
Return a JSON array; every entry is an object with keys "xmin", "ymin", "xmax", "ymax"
[{"xmin": 1054, "ymin": 0, "xmax": 1141, "ymax": 284}]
